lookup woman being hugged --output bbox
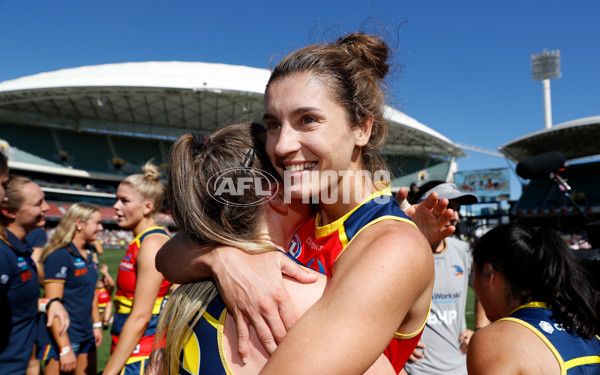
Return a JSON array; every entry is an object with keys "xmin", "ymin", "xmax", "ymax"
[
  {"xmin": 39, "ymin": 202, "xmax": 104, "ymax": 374},
  {"xmin": 103, "ymin": 162, "xmax": 172, "ymax": 375},
  {"xmin": 0, "ymin": 171, "xmax": 69, "ymax": 374},
  {"xmin": 468, "ymin": 223, "xmax": 600, "ymax": 374}
]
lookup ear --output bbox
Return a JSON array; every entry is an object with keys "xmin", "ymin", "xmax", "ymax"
[
  {"xmin": 354, "ymin": 116, "xmax": 374, "ymax": 147},
  {"xmin": 482, "ymin": 263, "xmax": 495, "ymax": 287},
  {"xmin": 143, "ymin": 200, "xmax": 154, "ymax": 216},
  {"xmin": 74, "ymin": 218, "xmax": 84, "ymax": 229},
  {"xmin": 267, "ymin": 183, "xmax": 288, "ymax": 215},
  {"xmin": 0, "ymin": 207, "xmax": 15, "ymax": 220}
]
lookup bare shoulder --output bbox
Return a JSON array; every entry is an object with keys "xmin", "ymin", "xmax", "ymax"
[
  {"xmin": 139, "ymin": 232, "xmax": 170, "ymax": 254},
  {"xmin": 468, "ymin": 320, "xmax": 559, "ymax": 375},
  {"xmin": 334, "ymin": 219, "xmax": 433, "ymax": 296}
]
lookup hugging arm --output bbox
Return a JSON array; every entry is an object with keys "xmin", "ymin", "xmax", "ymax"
[{"xmin": 155, "ymin": 232, "xmax": 318, "ymax": 363}]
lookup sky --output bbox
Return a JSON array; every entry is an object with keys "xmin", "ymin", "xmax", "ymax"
[{"xmin": 2, "ymin": 0, "xmax": 599, "ymax": 201}]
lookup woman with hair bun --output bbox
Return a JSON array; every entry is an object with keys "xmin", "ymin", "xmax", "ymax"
[
  {"xmin": 38, "ymin": 202, "xmax": 104, "ymax": 374},
  {"xmin": 103, "ymin": 162, "xmax": 172, "ymax": 375},
  {"xmin": 158, "ymin": 31, "xmax": 437, "ymax": 374},
  {"xmin": 468, "ymin": 223, "xmax": 600, "ymax": 374}
]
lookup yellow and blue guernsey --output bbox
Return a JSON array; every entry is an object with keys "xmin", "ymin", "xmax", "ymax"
[
  {"xmin": 112, "ymin": 227, "xmax": 171, "ymax": 371},
  {"xmin": 179, "ymin": 295, "xmax": 231, "ymax": 375},
  {"xmin": 499, "ymin": 302, "xmax": 600, "ymax": 374},
  {"xmin": 288, "ymin": 187, "xmax": 425, "ymax": 374}
]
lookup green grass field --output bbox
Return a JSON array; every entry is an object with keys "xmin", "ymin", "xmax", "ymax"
[
  {"xmin": 96, "ymin": 248, "xmax": 477, "ymax": 372},
  {"xmin": 96, "ymin": 248, "xmax": 125, "ymax": 372}
]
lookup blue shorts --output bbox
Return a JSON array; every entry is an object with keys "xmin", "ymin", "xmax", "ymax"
[
  {"xmin": 38, "ymin": 337, "xmax": 96, "ymax": 361},
  {"xmin": 120, "ymin": 358, "xmax": 150, "ymax": 375}
]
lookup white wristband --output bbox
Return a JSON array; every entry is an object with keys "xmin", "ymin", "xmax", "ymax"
[
  {"xmin": 39, "ymin": 298, "xmax": 49, "ymax": 313},
  {"xmin": 93, "ymin": 322, "xmax": 103, "ymax": 329},
  {"xmin": 59, "ymin": 345, "xmax": 71, "ymax": 357}
]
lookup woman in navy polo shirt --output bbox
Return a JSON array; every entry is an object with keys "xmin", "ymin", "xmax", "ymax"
[
  {"xmin": 39, "ymin": 202, "xmax": 104, "ymax": 374},
  {"xmin": 0, "ymin": 169, "xmax": 69, "ymax": 374}
]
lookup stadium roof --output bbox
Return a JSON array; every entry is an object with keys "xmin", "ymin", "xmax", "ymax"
[
  {"xmin": 499, "ymin": 116, "xmax": 600, "ymax": 163},
  {"xmin": 0, "ymin": 61, "xmax": 466, "ymax": 159}
]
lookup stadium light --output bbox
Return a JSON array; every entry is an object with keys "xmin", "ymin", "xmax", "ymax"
[{"xmin": 531, "ymin": 49, "xmax": 561, "ymax": 129}]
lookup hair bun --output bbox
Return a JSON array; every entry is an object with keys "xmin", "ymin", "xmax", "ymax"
[
  {"xmin": 336, "ymin": 32, "xmax": 389, "ymax": 80},
  {"xmin": 142, "ymin": 161, "xmax": 161, "ymax": 182}
]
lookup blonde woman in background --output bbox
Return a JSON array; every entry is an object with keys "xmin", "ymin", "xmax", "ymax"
[
  {"xmin": 38, "ymin": 202, "xmax": 104, "ymax": 374},
  {"xmin": 103, "ymin": 162, "xmax": 172, "ymax": 375}
]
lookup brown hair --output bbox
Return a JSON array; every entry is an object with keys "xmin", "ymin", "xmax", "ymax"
[
  {"xmin": 120, "ymin": 162, "xmax": 164, "ymax": 216},
  {"xmin": 0, "ymin": 151, "xmax": 7, "ymax": 175},
  {"xmin": 159, "ymin": 122, "xmax": 279, "ymax": 373},
  {"xmin": 267, "ymin": 31, "xmax": 391, "ymax": 175},
  {"xmin": 0, "ymin": 175, "xmax": 33, "ymax": 226},
  {"xmin": 167, "ymin": 122, "xmax": 278, "ymax": 252}
]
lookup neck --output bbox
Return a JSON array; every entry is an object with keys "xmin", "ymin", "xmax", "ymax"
[
  {"xmin": 132, "ymin": 217, "xmax": 157, "ymax": 237},
  {"xmin": 6, "ymin": 223, "xmax": 27, "ymax": 241},
  {"xmin": 71, "ymin": 235, "xmax": 88, "ymax": 255},
  {"xmin": 319, "ymin": 173, "xmax": 377, "ymax": 225}
]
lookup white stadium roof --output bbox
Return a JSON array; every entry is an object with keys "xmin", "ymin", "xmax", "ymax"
[
  {"xmin": 499, "ymin": 116, "xmax": 600, "ymax": 163},
  {"xmin": 0, "ymin": 61, "xmax": 466, "ymax": 158}
]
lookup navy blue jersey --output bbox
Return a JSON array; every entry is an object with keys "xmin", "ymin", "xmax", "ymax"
[
  {"xmin": 41, "ymin": 242, "xmax": 98, "ymax": 343},
  {"xmin": 0, "ymin": 230, "xmax": 40, "ymax": 373},
  {"xmin": 25, "ymin": 227, "xmax": 48, "ymax": 249},
  {"xmin": 500, "ymin": 302, "xmax": 600, "ymax": 374}
]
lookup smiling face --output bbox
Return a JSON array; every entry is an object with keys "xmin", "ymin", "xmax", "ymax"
[
  {"xmin": 113, "ymin": 183, "xmax": 150, "ymax": 230},
  {"xmin": 264, "ymin": 72, "xmax": 370, "ymax": 201},
  {"xmin": 76, "ymin": 210, "xmax": 103, "ymax": 243},
  {"xmin": 14, "ymin": 182, "xmax": 49, "ymax": 232}
]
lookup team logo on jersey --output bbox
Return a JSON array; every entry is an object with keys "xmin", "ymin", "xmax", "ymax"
[
  {"xmin": 288, "ymin": 233, "xmax": 302, "ymax": 258},
  {"xmin": 539, "ymin": 321, "xmax": 554, "ymax": 334},
  {"xmin": 452, "ymin": 265, "xmax": 464, "ymax": 276},
  {"xmin": 0, "ymin": 274, "xmax": 8, "ymax": 284}
]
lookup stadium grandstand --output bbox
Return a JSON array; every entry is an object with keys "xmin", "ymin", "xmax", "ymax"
[
  {"xmin": 499, "ymin": 115, "xmax": 600, "ymax": 232},
  {"xmin": 0, "ymin": 61, "xmax": 467, "ymax": 230}
]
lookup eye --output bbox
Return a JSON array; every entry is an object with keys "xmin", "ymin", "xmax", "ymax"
[
  {"xmin": 301, "ymin": 115, "xmax": 317, "ymax": 125},
  {"xmin": 265, "ymin": 121, "xmax": 281, "ymax": 131}
]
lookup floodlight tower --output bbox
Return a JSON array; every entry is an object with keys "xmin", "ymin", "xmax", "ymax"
[{"xmin": 531, "ymin": 49, "xmax": 561, "ymax": 129}]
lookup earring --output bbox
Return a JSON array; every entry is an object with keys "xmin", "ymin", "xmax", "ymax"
[{"xmin": 76, "ymin": 226, "xmax": 82, "ymax": 231}]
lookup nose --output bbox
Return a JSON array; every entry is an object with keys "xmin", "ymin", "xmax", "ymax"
[
  {"xmin": 273, "ymin": 124, "xmax": 301, "ymax": 158},
  {"xmin": 113, "ymin": 200, "xmax": 119, "ymax": 209},
  {"xmin": 41, "ymin": 200, "xmax": 50, "ymax": 212}
]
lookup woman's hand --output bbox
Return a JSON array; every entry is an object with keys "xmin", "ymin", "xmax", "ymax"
[
  {"xmin": 94, "ymin": 326, "xmax": 103, "ymax": 347},
  {"xmin": 46, "ymin": 300, "xmax": 69, "ymax": 336},
  {"xmin": 59, "ymin": 348, "xmax": 77, "ymax": 372},
  {"xmin": 209, "ymin": 247, "xmax": 318, "ymax": 364},
  {"xmin": 396, "ymin": 189, "xmax": 455, "ymax": 246}
]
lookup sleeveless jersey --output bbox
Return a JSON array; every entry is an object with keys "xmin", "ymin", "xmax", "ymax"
[
  {"xmin": 499, "ymin": 302, "xmax": 600, "ymax": 374},
  {"xmin": 288, "ymin": 187, "xmax": 426, "ymax": 373},
  {"xmin": 179, "ymin": 294, "xmax": 231, "ymax": 375},
  {"xmin": 112, "ymin": 227, "xmax": 172, "ymax": 363},
  {"xmin": 97, "ymin": 287, "xmax": 111, "ymax": 315}
]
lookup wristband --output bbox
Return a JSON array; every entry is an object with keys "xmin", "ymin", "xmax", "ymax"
[
  {"xmin": 93, "ymin": 322, "xmax": 103, "ymax": 329},
  {"xmin": 59, "ymin": 345, "xmax": 71, "ymax": 357},
  {"xmin": 39, "ymin": 298, "xmax": 49, "ymax": 313},
  {"xmin": 45, "ymin": 297, "xmax": 63, "ymax": 313}
]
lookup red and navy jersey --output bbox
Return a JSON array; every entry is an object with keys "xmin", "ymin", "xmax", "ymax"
[
  {"xmin": 500, "ymin": 302, "xmax": 600, "ymax": 374},
  {"xmin": 42, "ymin": 242, "xmax": 98, "ymax": 343},
  {"xmin": 0, "ymin": 230, "xmax": 40, "ymax": 373},
  {"xmin": 97, "ymin": 287, "xmax": 111, "ymax": 315},
  {"xmin": 288, "ymin": 187, "xmax": 426, "ymax": 373},
  {"xmin": 112, "ymin": 226, "xmax": 171, "ymax": 362}
]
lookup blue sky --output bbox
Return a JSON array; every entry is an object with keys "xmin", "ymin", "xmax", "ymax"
[{"xmin": 2, "ymin": 0, "xmax": 599, "ymax": 200}]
